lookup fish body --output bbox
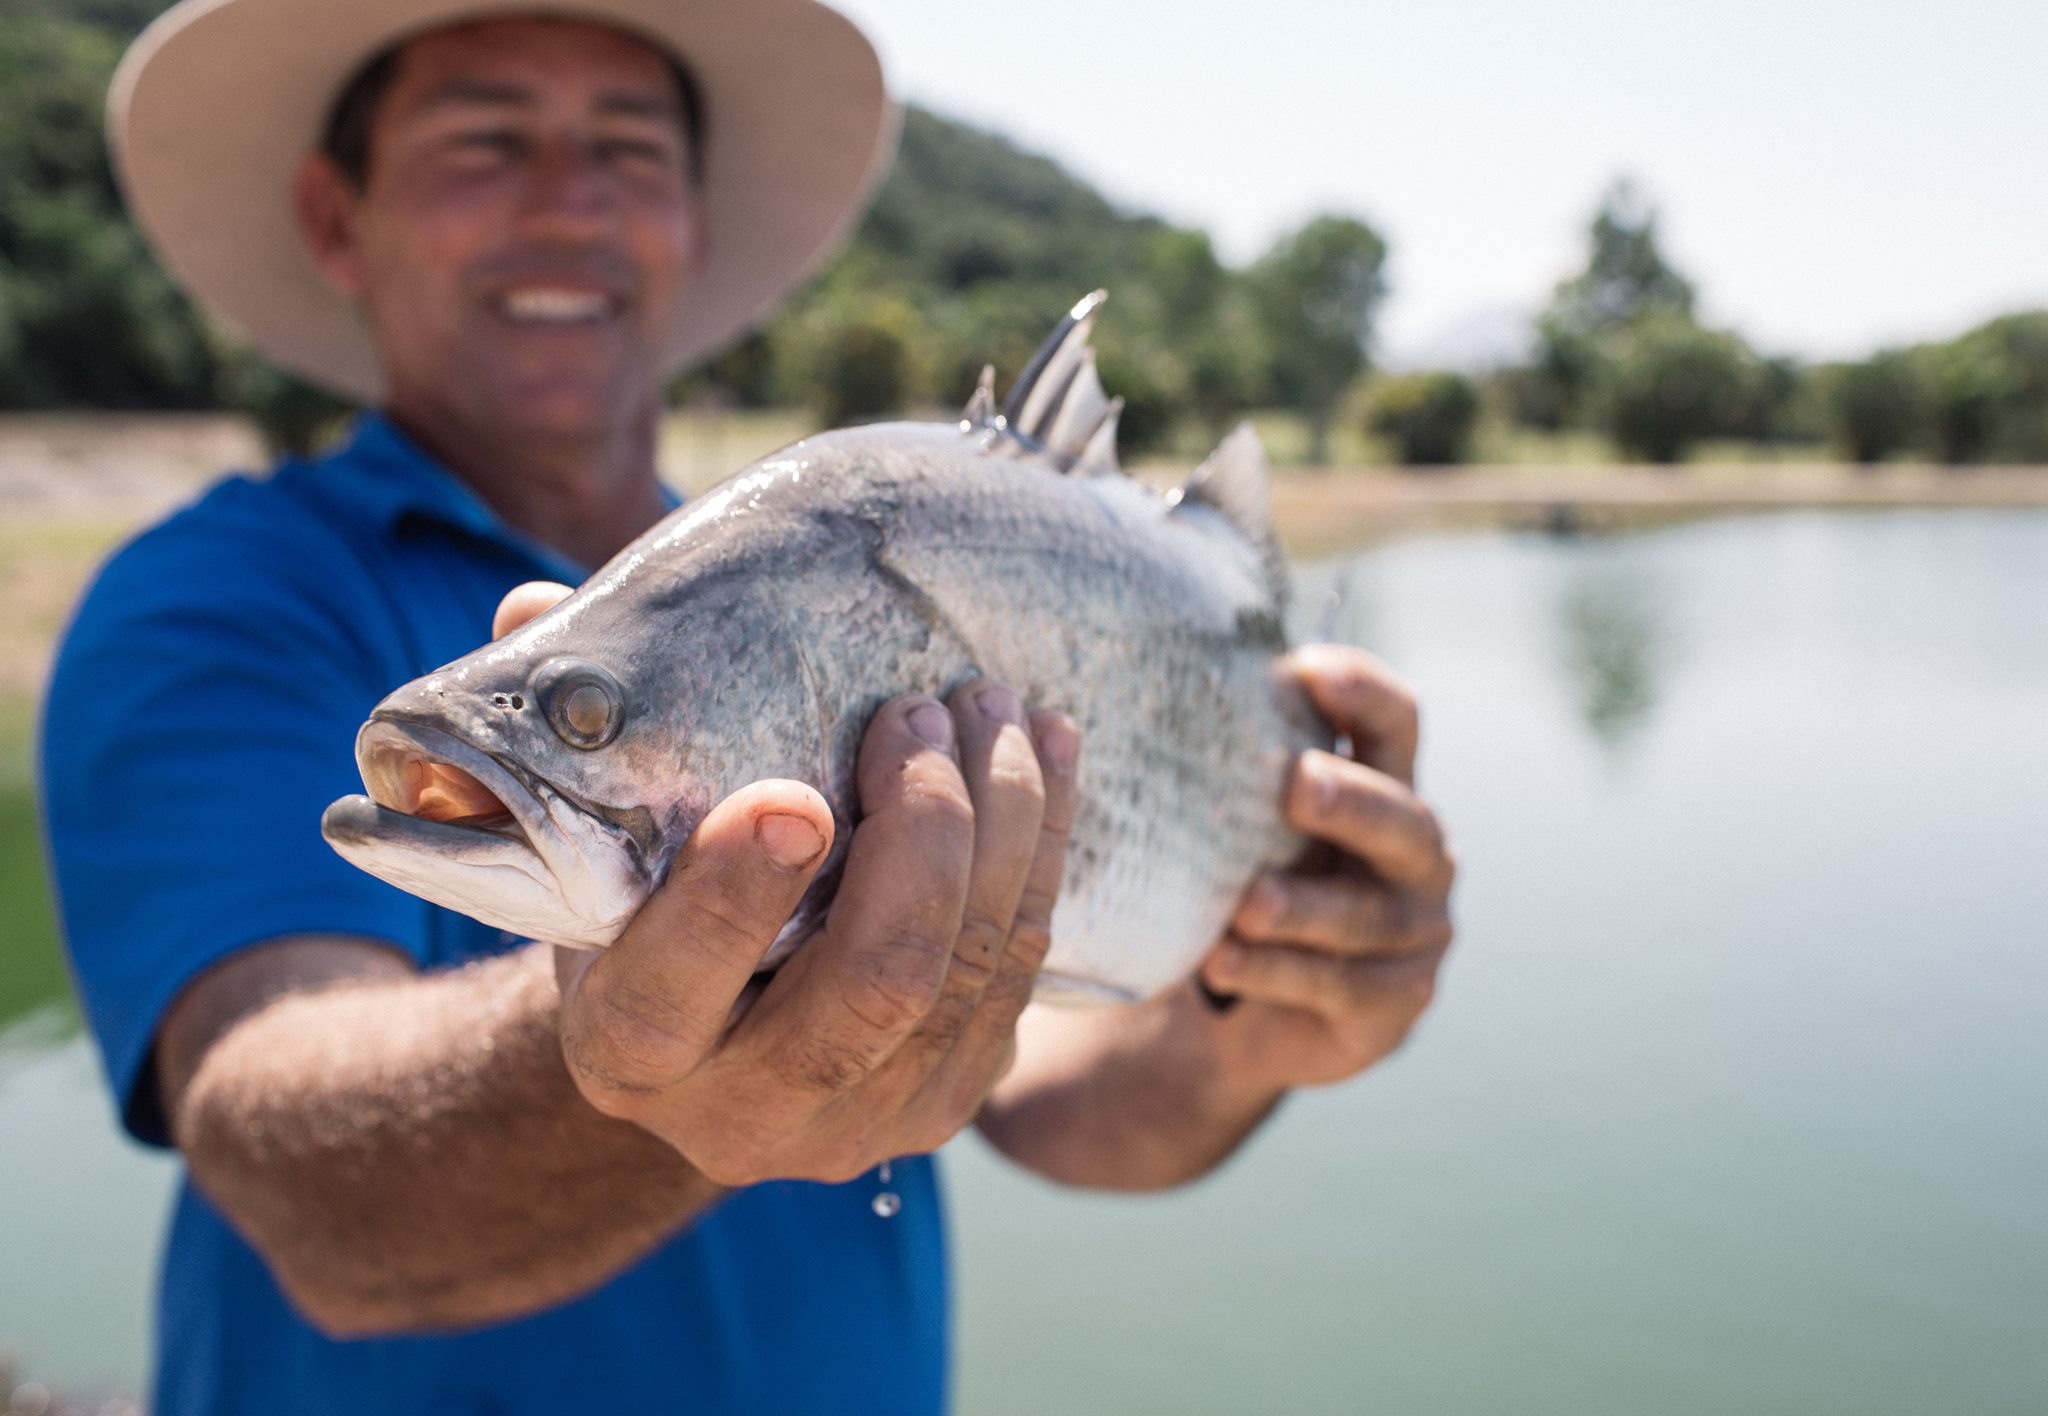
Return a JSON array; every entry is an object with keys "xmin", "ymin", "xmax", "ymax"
[{"xmin": 323, "ymin": 295, "xmax": 1327, "ymax": 1004}]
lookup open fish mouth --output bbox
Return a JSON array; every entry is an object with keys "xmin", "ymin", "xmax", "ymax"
[{"xmin": 321, "ymin": 720, "xmax": 648, "ymax": 948}]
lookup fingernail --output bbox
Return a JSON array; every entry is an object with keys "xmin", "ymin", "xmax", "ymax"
[
  {"xmin": 906, "ymin": 701, "xmax": 954, "ymax": 751},
  {"xmin": 975, "ymin": 682, "xmax": 1021, "ymax": 725},
  {"xmin": 1302, "ymin": 754, "xmax": 1339, "ymax": 811},
  {"xmin": 1036, "ymin": 717, "xmax": 1078, "ymax": 775},
  {"xmin": 756, "ymin": 812, "xmax": 825, "ymax": 869}
]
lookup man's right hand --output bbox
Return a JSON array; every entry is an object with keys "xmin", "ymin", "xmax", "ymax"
[{"xmin": 554, "ymin": 679, "xmax": 1079, "ymax": 1187}]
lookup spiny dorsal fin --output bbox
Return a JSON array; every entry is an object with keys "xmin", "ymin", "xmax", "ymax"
[
  {"xmin": 998, "ymin": 290, "xmax": 1121, "ymax": 472},
  {"xmin": 1171, "ymin": 422, "xmax": 1287, "ymax": 606},
  {"xmin": 960, "ymin": 364, "xmax": 997, "ymax": 430}
]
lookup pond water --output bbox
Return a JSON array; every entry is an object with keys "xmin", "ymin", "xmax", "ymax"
[{"xmin": 4, "ymin": 508, "xmax": 2046, "ymax": 1411}]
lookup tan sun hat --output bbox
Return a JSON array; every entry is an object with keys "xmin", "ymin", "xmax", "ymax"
[{"xmin": 108, "ymin": 0, "xmax": 898, "ymax": 402}]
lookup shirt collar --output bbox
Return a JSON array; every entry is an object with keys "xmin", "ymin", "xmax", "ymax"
[{"xmin": 331, "ymin": 411, "xmax": 677, "ymax": 583}]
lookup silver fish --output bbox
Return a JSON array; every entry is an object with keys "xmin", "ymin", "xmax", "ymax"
[{"xmin": 322, "ymin": 293, "xmax": 1327, "ymax": 1005}]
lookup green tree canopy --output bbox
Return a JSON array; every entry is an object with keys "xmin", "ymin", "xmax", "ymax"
[
  {"xmin": 1365, "ymin": 372, "xmax": 1480, "ymax": 466},
  {"xmin": 1247, "ymin": 214, "xmax": 1388, "ymax": 463},
  {"xmin": 1599, "ymin": 313, "xmax": 1756, "ymax": 464},
  {"xmin": 1825, "ymin": 351, "xmax": 1930, "ymax": 464}
]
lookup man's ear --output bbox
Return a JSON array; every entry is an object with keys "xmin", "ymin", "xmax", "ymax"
[{"xmin": 293, "ymin": 153, "xmax": 368, "ymax": 299}]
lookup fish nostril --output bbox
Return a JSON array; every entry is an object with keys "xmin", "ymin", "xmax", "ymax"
[{"xmin": 491, "ymin": 693, "xmax": 527, "ymax": 711}]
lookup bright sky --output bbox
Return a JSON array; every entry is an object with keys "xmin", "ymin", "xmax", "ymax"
[{"xmin": 833, "ymin": 0, "xmax": 2048, "ymax": 366}]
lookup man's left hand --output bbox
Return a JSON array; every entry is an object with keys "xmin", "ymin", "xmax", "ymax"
[{"xmin": 1195, "ymin": 643, "xmax": 1456, "ymax": 1093}]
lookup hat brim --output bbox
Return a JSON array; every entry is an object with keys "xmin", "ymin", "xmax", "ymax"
[{"xmin": 110, "ymin": 0, "xmax": 897, "ymax": 402}]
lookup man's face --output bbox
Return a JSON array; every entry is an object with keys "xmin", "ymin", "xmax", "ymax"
[{"xmin": 298, "ymin": 19, "xmax": 705, "ymax": 436}]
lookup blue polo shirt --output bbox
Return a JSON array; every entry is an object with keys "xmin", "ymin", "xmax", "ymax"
[{"xmin": 39, "ymin": 413, "xmax": 947, "ymax": 1416}]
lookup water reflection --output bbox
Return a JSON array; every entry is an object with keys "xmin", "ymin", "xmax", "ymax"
[{"xmin": 1558, "ymin": 562, "xmax": 1669, "ymax": 750}]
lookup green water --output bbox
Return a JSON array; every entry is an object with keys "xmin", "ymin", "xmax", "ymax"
[{"xmin": 3, "ymin": 509, "xmax": 2046, "ymax": 1409}]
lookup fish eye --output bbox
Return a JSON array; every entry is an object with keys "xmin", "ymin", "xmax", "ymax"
[{"xmin": 535, "ymin": 659, "xmax": 623, "ymax": 750}]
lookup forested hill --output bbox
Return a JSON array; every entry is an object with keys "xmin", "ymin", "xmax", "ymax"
[{"xmin": 5, "ymin": 0, "xmax": 1299, "ymax": 455}]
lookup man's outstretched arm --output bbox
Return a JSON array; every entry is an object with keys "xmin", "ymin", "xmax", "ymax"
[
  {"xmin": 159, "ymin": 933, "xmax": 723, "ymax": 1336},
  {"xmin": 161, "ymin": 585, "xmax": 1078, "ymax": 1337},
  {"xmin": 977, "ymin": 644, "xmax": 1456, "ymax": 1190}
]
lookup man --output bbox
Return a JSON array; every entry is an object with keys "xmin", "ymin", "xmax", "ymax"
[{"xmin": 41, "ymin": 0, "xmax": 1455, "ymax": 1411}]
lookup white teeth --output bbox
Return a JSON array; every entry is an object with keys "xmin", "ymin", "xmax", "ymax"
[{"xmin": 500, "ymin": 288, "xmax": 613, "ymax": 323}]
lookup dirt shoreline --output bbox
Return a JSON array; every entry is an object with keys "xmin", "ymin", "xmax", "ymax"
[
  {"xmin": 5, "ymin": 413, "xmax": 2045, "ymax": 698},
  {"xmin": 1266, "ymin": 463, "xmax": 2048, "ymax": 554}
]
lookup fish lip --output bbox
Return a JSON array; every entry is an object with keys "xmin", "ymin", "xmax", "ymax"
[
  {"xmin": 356, "ymin": 716, "xmax": 634, "ymax": 886},
  {"xmin": 343, "ymin": 715, "xmax": 650, "ymax": 946},
  {"xmin": 356, "ymin": 718, "xmax": 547, "ymax": 848}
]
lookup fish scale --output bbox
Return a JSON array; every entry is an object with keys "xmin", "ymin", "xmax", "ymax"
[{"xmin": 323, "ymin": 293, "xmax": 1329, "ymax": 1004}]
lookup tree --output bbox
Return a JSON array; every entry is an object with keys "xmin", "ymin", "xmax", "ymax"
[
  {"xmin": 1549, "ymin": 179, "xmax": 1695, "ymax": 336},
  {"xmin": 1825, "ymin": 352, "xmax": 1929, "ymax": 464},
  {"xmin": 1247, "ymin": 214, "xmax": 1388, "ymax": 463},
  {"xmin": 1925, "ymin": 311, "xmax": 2048, "ymax": 463},
  {"xmin": 780, "ymin": 289, "xmax": 931, "ymax": 426},
  {"xmin": 1599, "ymin": 314, "xmax": 1754, "ymax": 464},
  {"xmin": 1520, "ymin": 179, "xmax": 1696, "ymax": 429},
  {"xmin": 1365, "ymin": 372, "xmax": 1480, "ymax": 466}
]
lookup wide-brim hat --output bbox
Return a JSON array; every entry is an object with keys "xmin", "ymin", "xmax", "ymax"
[{"xmin": 109, "ymin": 0, "xmax": 897, "ymax": 402}]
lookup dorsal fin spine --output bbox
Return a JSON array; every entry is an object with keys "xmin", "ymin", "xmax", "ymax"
[
  {"xmin": 1172, "ymin": 422, "xmax": 1287, "ymax": 609},
  {"xmin": 994, "ymin": 290, "xmax": 1122, "ymax": 473}
]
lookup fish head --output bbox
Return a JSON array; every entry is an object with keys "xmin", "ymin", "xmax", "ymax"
[{"xmin": 322, "ymin": 549, "xmax": 822, "ymax": 949}]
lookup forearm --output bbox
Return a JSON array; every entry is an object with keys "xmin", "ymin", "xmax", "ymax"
[
  {"xmin": 174, "ymin": 945, "xmax": 723, "ymax": 1336},
  {"xmin": 976, "ymin": 984, "xmax": 1284, "ymax": 1191}
]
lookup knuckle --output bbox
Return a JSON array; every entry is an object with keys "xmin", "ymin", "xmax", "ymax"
[
  {"xmin": 977, "ymin": 968, "xmax": 1037, "ymax": 1029},
  {"xmin": 1001, "ymin": 909, "xmax": 1054, "ymax": 973},
  {"xmin": 774, "ymin": 1030, "xmax": 879, "ymax": 1094},
  {"xmin": 908, "ymin": 778, "xmax": 977, "ymax": 832},
  {"xmin": 678, "ymin": 889, "xmax": 776, "ymax": 966},
  {"xmin": 1387, "ymin": 691, "xmax": 1421, "ymax": 746},
  {"xmin": 1412, "ymin": 908, "xmax": 1455, "ymax": 955},
  {"xmin": 844, "ymin": 926, "xmax": 951, "ymax": 1033},
  {"xmin": 1414, "ymin": 803, "xmax": 1448, "ymax": 856},
  {"xmin": 565, "ymin": 985, "xmax": 690, "ymax": 1096},
  {"xmin": 948, "ymin": 916, "xmax": 1008, "ymax": 990},
  {"xmin": 913, "ymin": 1005, "xmax": 972, "ymax": 1057}
]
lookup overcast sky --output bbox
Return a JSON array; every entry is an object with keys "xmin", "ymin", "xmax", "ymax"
[{"xmin": 832, "ymin": 0, "xmax": 2047, "ymax": 365}]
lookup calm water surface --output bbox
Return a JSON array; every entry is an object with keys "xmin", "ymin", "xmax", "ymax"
[{"xmin": 3, "ymin": 509, "xmax": 2045, "ymax": 1410}]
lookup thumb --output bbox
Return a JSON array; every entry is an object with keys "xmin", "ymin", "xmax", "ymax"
[
  {"xmin": 561, "ymin": 780, "xmax": 834, "ymax": 1099},
  {"xmin": 494, "ymin": 581, "xmax": 574, "ymax": 639}
]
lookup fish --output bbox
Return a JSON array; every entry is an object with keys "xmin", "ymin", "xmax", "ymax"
[{"xmin": 321, "ymin": 292, "xmax": 1328, "ymax": 1005}]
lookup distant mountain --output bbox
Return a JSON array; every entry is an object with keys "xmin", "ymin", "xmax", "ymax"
[{"xmin": 1385, "ymin": 305, "xmax": 1535, "ymax": 374}]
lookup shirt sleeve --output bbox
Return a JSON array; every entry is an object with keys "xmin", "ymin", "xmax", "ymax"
[{"xmin": 39, "ymin": 496, "xmax": 433, "ymax": 1146}]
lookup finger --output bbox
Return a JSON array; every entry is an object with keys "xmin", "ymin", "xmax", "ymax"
[
  {"xmin": 493, "ymin": 581, "xmax": 574, "ymax": 639},
  {"xmin": 560, "ymin": 779, "xmax": 832, "ymax": 1104},
  {"xmin": 940, "ymin": 708, "xmax": 1078, "ymax": 1088},
  {"xmin": 1201, "ymin": 937, "xmax": 1443, "ymax": 1021},
  {"xmin": 1231, "ymin": 871, "xmax": 1424, "ymax": 959},
  {"xmin": 909, "ymin": 680, "xmax": 1046, "ymax": 1055},
  {"xmin": 746, "ymin": 694, "xmax": 974, "ymax": 1094},
  {"xmin": 1290, "ymin": 644, "xmax": 1420, "ymax": 786},
  {"xmin": 1287, "ymin": 750, "xmax": 1452, "ymax": 893}
]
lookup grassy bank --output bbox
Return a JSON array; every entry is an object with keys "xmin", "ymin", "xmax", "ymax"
[{"xmin": 0, "ymin": 692, "xmax": 68, "ymax": 1032}]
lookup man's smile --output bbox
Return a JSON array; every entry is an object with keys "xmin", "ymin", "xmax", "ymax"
[{"xmin": 491, "ymin": 285, "xmax": 627, "ymax": 326}]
